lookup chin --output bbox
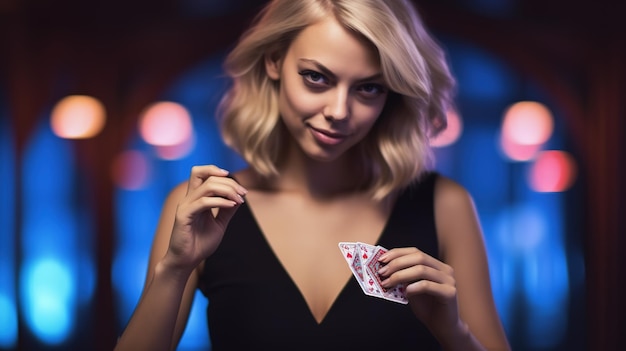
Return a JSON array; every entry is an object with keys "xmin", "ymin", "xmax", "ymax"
[{"xmin": 304, "ymin": 145, "xmax": 356, "ymax": 164}]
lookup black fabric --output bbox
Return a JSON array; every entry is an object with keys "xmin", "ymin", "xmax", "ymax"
[{"xmin": 199, "ymin": 172, "xmax": 441, "ymax": 350}]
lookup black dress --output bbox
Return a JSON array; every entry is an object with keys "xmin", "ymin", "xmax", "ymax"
[{"xmin": 199, "ymin": 173, "xmax": 442, "ymax": 350}]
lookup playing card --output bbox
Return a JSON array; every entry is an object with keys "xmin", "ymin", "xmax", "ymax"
[
  {"xmin": 338, "ymin": 242, "xmax": 408, "ymax": 304},
  {"xmin": 338, "ymin": 242, "xmax": 369, "ymax": 294},
  {"xmin": 365, "ymin": 246, "xmax": 388, "ymax": 290},
  {"xmin": 366, "ymin": 246, "xmax": 409, "ymax": 304}
]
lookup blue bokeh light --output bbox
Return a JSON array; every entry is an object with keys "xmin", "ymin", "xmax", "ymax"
[
  {"xmin": 447, "ymin": 41, "xmax": 517, "ymax": 102},
  {"xmin": 0, "ymin": 294, "xmax": 18, "ymax": 348},
  {"xmin": 21, "ymin": 259, "xmax": 74, "ymax": 344},
  {"xmin": 0, "ymin": 105, "xmax": 17, "ymax": 348},
  {"xmin": 436, "ymin": 38, "xmax": 576, "ymax": 349},
  {"xmin": 19, "ymin": 119, "xmax": 91, "ymax": 345}
]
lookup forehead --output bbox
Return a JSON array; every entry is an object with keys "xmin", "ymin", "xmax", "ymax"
[{"xmin": 285, "ymin": 17, "xmax": 381, "ymax": 77}]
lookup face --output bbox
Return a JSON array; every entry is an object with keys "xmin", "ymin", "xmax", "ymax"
[{"xmin": 265, "ymin": 17, "xmax": 388, "ymax": 163}]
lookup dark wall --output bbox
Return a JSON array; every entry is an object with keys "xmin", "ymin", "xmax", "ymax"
[{"xmin": 1, "ymin": 0, "xmax": 624, "ymax": 349}]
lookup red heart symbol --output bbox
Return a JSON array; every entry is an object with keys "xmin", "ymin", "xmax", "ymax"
[
  {"xmin": 362, "ymin": 253, "xmax": 368, "ymax": 259},
  {"xmin": 369, "ymin": 279, "xmax": 374, "ymax": 285},
  {"xmin": 347, "ymin": 253, "xmax": 353, "ymax": 258}
]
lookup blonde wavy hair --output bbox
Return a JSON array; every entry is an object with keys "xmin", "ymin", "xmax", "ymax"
[{"xmin": 217, "ymin": 0, "xmax": 456, "ymax": 199}]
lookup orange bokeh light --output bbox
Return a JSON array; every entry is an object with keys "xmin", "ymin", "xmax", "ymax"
[
  {"xmin": 528, "ymin": 150, "xmax": 577, "ymax": 192},
  {"xmin": 50, "ymin": 95, "xmax": 106, "ymax": 139},
  {"xmin": 139, "ymin": 102, "xmax": 193, "ymax": 146}
]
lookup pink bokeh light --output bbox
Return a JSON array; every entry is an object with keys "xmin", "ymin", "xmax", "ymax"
[
  {"xmin": 430, "ymin": 109, "xmax": 463, "ymax": 148},
  {"xmin": 528, "ymin": 150, "xmax": 577, "ymax": 192},
  {"xmin": 111, "ymin": 150, "xmax": 151, "ymax": 190},
  {"xmin": 139, "ymin": 102, "xmax": 193, "ymax": 146}
]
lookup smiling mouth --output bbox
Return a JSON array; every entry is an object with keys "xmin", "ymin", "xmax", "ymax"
[{"xmin": 309, "ymin": 126, "xmax": 348, "ymax": 145}]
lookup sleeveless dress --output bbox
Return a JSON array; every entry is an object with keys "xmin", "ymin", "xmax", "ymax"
[{"xmin": 199, "ymin": 172, "xmax": 441, "ymax": 350}]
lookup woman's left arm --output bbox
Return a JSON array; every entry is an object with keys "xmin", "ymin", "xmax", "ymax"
[
  {"xmin": 432, "ymin": 176, "xmax": 510, "ymax": 350},
  {"xmin": 378, "ymin": 176, "xmax": 510, "ymax": 350}
]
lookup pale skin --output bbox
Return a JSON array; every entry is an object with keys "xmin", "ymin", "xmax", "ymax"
[{"xmin": 115, "ymin": 17, "xmax": 510, "ymax": 351}]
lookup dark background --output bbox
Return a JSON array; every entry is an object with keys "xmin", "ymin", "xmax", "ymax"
[{"xmin": 1, "ymin": 0, "xmax": 624, "ymax": 350}]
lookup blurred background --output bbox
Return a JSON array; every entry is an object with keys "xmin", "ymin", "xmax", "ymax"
[{"xmin": 0, "ymin": 0, "xmax": 624, "ymax": 350}]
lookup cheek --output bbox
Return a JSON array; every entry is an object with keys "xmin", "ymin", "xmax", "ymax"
[
  {"xmin": 354, "ymin": 102, "xmax": 385, "ymax": 129},
  {"xmin": 279, "ymin": 78, "xmax": 322, "ymax": 119}
]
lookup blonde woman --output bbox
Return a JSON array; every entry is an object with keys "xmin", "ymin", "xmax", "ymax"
[{"xmin": 115, "ymin": 0, "xmax": 510, "ymax": 350}]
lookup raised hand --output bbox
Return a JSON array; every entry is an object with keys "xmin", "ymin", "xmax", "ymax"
[
  {"xmin": 164, "ymin": 165, "xmax": 248, "ymax": 273},
  {"xmin": 376, "ymin": 247, "xmax": 462, "ymax": 339}
]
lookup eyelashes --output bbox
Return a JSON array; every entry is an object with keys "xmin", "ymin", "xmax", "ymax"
[
  {"xmin": 297, "ymin": 69, "xmax": 387, "ymax": 99},
  {"xmin": 298, "ymin": 70, "xmax": 329, "ymax": 86}
]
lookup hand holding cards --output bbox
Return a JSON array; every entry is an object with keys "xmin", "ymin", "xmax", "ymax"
[{"xmin": 338, "ymin": 242, "xmax": 408, "ymax": 304}]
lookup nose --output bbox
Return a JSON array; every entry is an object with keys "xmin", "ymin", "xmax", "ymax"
[{"xmin": 323, "ymin": 87, "xmax": 350, "ymax": 121}]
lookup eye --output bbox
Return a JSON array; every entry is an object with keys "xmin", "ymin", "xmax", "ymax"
[
  {"xmin": 298, "ymin": 70, "xmax": 329, "ymax": 87},
  {"xmin": 357, "ymin": 83, "xmax": 387, "ymax": 98}
]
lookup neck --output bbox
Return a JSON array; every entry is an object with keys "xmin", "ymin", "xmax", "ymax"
[{"xmin": 272, "ymin": 144, "xmax": 366, "ymax": 199}]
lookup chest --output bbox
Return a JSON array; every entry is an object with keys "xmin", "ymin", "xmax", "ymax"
[
  {"xmin": 244, "ymin": 192, "xmax": 391, "ymax": 322},
  {"xmin": 198, "ymin": 186, "xmax": 441, "ymax": 349}
]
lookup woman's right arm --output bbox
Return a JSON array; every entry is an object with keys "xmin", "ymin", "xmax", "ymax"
[{"xmin": 114, "ymin": 165, "xmax": 247, "ymax": 351}]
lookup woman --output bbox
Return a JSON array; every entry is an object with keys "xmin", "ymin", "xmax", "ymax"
[{"xmin": 115, "ymin": 0, "xmax": 511, "ymax": 350}]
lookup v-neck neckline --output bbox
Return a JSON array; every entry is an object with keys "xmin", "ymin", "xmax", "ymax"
[{"xmin": 237, "ymin": 189, "xmax": 405, "ymax": 326}]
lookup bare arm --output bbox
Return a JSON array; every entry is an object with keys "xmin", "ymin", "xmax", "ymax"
[
  {"xmin": 377, "ymin": 176, "xmax": 509, "ymax": 350},
  {"xmin": 114, "ymin": 166, "xmax": 247, "ymax": 351},
  {"xmin": 433, "ymin": 176, "xmax": 510, "ymax": 350}
]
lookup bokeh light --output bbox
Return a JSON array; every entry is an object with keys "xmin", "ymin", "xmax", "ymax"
[
  {"xmin": 0, "ymin": 112, "xmax": 17, "ymax": 349},
  {"xmin": 111, "ymin": 150, "xmax": 151, "ymax": 190},
  {"xmin": 22, "ymin": 259, "xmax": 74, "ymax": 345},
  {"xmin": 139, "ymin": 102, "xmax": 193, "ymax": 146},
  {"xmin": 499, "ymin": 101, "xmax": 555, "ymax": 161},
  {"xmin": 502, "ymin": 101, "xmax": 554, "ymax": 145},
  {"xmin": 155, "ymin": 130, "xmax": 196, "ymax": 160},
  {"xmin": 0, "ymin": 295, "xmax": 17, "ymax": 348},
  {"xmin": 498, "ymin": 132, "xmax": 543, "ymax": 162},
  {"xmin": 430, "ymin": 109, "xmax": 463, "ymax": 148},
  {"xmin": 528, "ymin": 150, "xmax": 577, "ymax": 192},
  {"xmin": 20, "ymin": 120, "xmax": 91, "ymax": 346},
  {"xmin": 50, "ymin": 95, "xmax": 106, "ymax": 139}
]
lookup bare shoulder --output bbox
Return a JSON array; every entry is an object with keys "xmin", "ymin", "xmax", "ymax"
[
  {"xmin": 433, "ymin": 175, "xmax": 475, "ymax": 214},
  {"xmin": 432, "ymin": 175, "xmax": 483, "ymax": 260}
]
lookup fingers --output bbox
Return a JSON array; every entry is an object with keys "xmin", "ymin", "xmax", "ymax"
[
  {"xmin": 377, "ymin": 247, "xmax": 455, "ymax": 292},
  {"xmin": 186, "ymin": 165, "xmax": 248, "ymax": 195},
  {"xmin": 379, "ymin": 247, "xmax": 451, "ymax": 273},
  {"xmin": 380, "ymin": 263, "xmax": 455, "ymax": 289},
  {"xmin": 405, "ymin": 279, "xmax": 458, "ymax": 301},
  {"xmin": 184, "ymin": 165, "xmax": 248, "ymax": 204},
  {"xmin": 186, "ymin": 165, "xmax": 229, "ymax": 192}
]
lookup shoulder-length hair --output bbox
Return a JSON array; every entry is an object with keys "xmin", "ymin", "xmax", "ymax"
[{"xmin": 217, "ymin": 0, "xmax": 456, "ymax": 199}]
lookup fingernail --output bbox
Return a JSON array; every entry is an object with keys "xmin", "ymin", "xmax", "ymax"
[{"xmin": 378, "ymin": 266, "xmax": 388, "ymax": 275}]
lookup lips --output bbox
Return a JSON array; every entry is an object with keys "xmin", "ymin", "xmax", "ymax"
[{"xmin": 309, "ymin": 126, "xmax": 348, "ymax": 146}]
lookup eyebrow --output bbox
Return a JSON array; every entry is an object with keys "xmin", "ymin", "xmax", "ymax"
[{"xmin": 298, "ymin": 58, "xmax": 384, "ymax": 83}]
